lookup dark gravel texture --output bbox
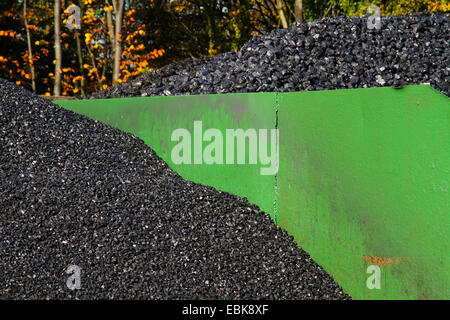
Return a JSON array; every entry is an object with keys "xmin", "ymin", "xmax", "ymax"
[
  {"xmin": 91, "ymin": 12, "xmax": 449, "ymax": 99},
  {"xmin": 0, "ymin": 79, "xmax": 350, "ymax": 299}
]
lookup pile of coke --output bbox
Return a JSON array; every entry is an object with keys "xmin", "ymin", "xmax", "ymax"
[
  {"xmin": 92, "ymin": 13, "xmax": 449, "ymax": 99},
  {"xmin": 0, "ymin": 79, "xmax": 350, "ymax": 299}
]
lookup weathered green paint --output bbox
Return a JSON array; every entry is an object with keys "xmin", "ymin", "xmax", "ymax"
[
  {"xmin": 278, "ymin": 85, "xmax": 449, "ymax": 300},
  {"xmin": 55, "ymin": 85, "xmax": 449, "ymax": 299},
  {"xmin": 57, "ymin": 93, "xmax": 278, "ymax": 219}
]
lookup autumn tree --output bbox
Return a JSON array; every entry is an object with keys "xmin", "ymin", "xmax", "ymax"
[
  {"xmin": 0, "ymin": 1, "xmax": 54, "ymax": 92},
  {"xmin": 112, "ymin": 0, "xmax": 124, "ymax": 83},
  {"xmin": 294, "ymin": 0, "xmax": 303, "ymax": 22}
]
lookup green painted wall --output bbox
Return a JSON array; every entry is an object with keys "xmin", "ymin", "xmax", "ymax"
[
  {"xmin": 55, "ymin": 85, "xmax": 449, "ymax": 300},
  {"xmin": 278, "ymin": 85, "xmax": 449, "ymax": 300}
]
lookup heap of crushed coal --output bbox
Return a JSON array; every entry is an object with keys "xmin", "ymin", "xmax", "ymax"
[
  {"xmin": 0, "ymin": 79, "xmax": 350, "ymax": 299},
  {"xmin": 92, "ymin": 12, "xmax": 449, "ymax": 99}
]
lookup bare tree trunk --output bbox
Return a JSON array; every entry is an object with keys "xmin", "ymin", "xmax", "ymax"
[
  {"xmin": 106, "ymin": 0, "xmax": 115, "ymax": 45},
  {"xmin": 53, "ymin": 0, "xmax": 62, "ymax": 96},
  {"xmin": 112, "ymin": 0, "xmax": 124, "ymax": 83},
  {"xmin": 276, "ymin": 0, "xmax": 288, "ymax": 28},
  {"xmin": 206, "ymin": 4, "xmax": 214, "ymax": 56},
  {"xmin": 105, "ymin": 0, "xmax": 116, "ymax": 82},
  {"xmin": 294, "ymin": 0, "xmax": 303, "ymax": 22},
  {"xmin": 24, "ymin": 0, "xmax": 36, "ymax": 92},
  {"xmin": 75, "ymin": 31, "xmax": 85, "ymax": 95}
]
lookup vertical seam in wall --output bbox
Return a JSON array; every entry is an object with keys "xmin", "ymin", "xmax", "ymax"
[{"xmin": 274, "ymin": 92, "xmax": 279, "ymax": 225}]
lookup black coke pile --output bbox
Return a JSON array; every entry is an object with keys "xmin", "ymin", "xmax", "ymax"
[
  {"xmin": 92, "ymin": 13, "xmax": 449, "ymax": 99},
  {"xmin": 0, "ymin": 78, "xmax": 350, "ymax": 299}
]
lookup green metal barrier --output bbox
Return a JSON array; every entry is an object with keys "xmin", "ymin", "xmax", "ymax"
[
  {"xmin": 57, "ymin": 93, "xmax": 278, "ymax": 220},
  {"xmin": 278, "ymin": 85, "xmax": 449, "ymax": 300},
  {"xmin": 56, "ymin": 85, "xmax": 449, "ymax": 300}
]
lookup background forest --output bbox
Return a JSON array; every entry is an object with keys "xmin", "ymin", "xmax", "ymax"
[{"xmin": 0, "ymin": 0, "xmax": 448, "ymax": 96}]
